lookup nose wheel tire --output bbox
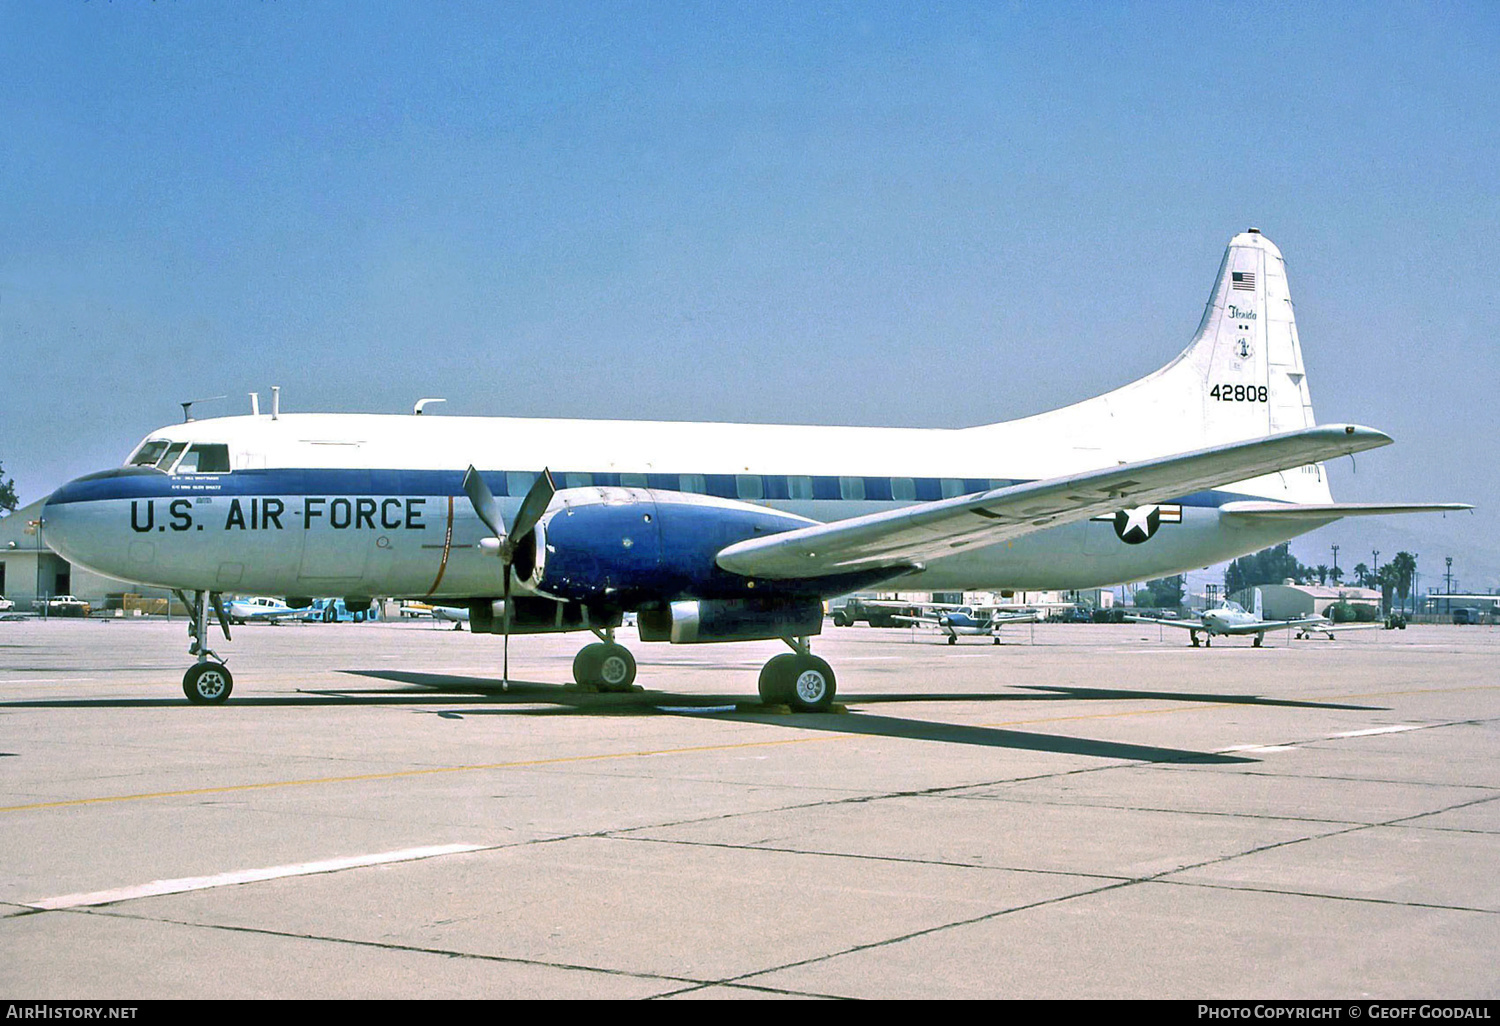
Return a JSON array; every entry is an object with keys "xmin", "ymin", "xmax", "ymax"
[
  {"xmin": 183, "ymin": 662, "xmax": 233, "ymax": 704},
  {"xmin": 572, "ymin": 643, "xmax": 637, "ymax": 691},
  {"xmin": 757, "ymin": 653, "xmax": 836, "ymax": 712}
]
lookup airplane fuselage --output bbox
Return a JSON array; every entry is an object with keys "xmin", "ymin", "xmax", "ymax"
[{"xmin": 42, "ymin": 413, "xmax": 1328, "ymax": 604}]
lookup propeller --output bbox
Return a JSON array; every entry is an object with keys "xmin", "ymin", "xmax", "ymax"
[{"xmin": 461, "ymin": 466, "xmax": 556, "ymax": 688}]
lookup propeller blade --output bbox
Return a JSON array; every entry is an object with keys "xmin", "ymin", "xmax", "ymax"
[
  {"xmin": 510, "ymin": 468, "xmax": 556, "ymax": 545},
  {"xmin": 461, "ymin": 466, "xmax": 506, "ymax": 542}
]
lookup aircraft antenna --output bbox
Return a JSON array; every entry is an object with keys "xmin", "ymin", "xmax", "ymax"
[
  {"xmin": 179, "ymin": 396, "xmax": 227, "ymax": 423},
  {"xmin": 414, "ymin": 398, "xmax": 446, "ymax": 415}
]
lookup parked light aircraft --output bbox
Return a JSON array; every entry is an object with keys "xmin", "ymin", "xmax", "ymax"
[
  {"xmin": 40, "ymin": 230, "xmax": 1469, "ymax": 709},
  {"xmin": 225, "ymin": 595, "xmax": 299, "ymax": 625},
  {"xmin": 892, "ymin": 605, "xmax": 1039, "ymax": 645},
  {"xmin": 1291, "ymin": 617, "xmax": 1386, "ymax": 641},
  {"xmin": 1127, "ymin": 589, "xmax": 1289, "ymax": 647}
]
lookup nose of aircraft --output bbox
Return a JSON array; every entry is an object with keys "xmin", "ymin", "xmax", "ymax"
[{"xmin": 39, "ymin": 468, "xmax": 151, "ymax": 578}]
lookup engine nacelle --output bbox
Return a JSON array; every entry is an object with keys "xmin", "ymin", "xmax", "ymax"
[
  {"xmin": 467, "ymin": 597, "xmax": 621, "ymax": 635},
  {"xmin": 522, "ymin": 488, "xmax": 817, "ymax": 605},
  {"xmin": 638, "ymin": 597, "xmax": 824, "ymax": 644}
]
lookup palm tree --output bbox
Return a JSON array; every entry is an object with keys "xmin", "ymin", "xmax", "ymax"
[
  {"xmin": 1353, "ymin": 562, "xmax": 1371, "ymax": 589},
  {"xmin": 1388, "ymin": 551, "xmax": 1418, "ymax": 614},
  {"xmin": 1315, "ymin": 564, "xmax": 1329, "ymax": 586}
]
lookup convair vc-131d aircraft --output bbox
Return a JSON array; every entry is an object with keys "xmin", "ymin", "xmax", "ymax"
[{"xmin": 42, "ymin": 230, "xmax": 1468, "ymax": 709}]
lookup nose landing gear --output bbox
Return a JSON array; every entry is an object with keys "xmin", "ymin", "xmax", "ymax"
[{"xmin": 176, "ymin": 589, "xmax": 234, "ymax": 704}]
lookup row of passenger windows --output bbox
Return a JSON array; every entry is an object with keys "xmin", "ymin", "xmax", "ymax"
[
  {"xmin": 507, "ymin": 471, "xmax": 1017, "ymax": 502},
  {"xmin": 123, "ymin": 442, "xmax": 1017, "ymax": 500}
]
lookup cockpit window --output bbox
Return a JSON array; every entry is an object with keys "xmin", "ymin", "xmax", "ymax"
[
  {"xmin": 128, "ymin": 441, "xmax": 170, "ymax": 467},
  {"xmin": 176, "ymin": 444, "xmax": 231, "ymax": 474},
  {"xmin": 155, "ymin": 442, "xmax": 189, "ymax": 471}
]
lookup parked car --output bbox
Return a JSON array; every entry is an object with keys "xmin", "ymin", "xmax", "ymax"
[
  {"xmin": 0, "ymin": 595, "xmax": 14, "ymax": 612},
  {"xmin": 1451, "ymin": 607, "xmax": 1484, "ymax": 626},
  {"xmin": 43, "ymin": 595, "xmax": 91, "ymax": 617}
]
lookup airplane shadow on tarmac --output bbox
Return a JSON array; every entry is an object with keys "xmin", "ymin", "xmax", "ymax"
[
  {"xmin": 320, "ymin": 669, "xmax": 1391, "ymax": 765},
  {"xmin": 0, "ymin": 670, "xmax": 1388, "ymax": 766}
]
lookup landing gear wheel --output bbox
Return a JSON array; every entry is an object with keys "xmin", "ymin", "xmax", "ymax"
[
  {"xmin": 183, "ymin": 662, "xmax": 233, "ymax": 704},
  {"xmin": 947, "ymin": 635, "xmax": 957, "ymax": 645},
  {"xmin": 758, "ymin": 653, "xmax": 836, "ymax": 712},
  {"xmin": 1253, "ymin": 634, "xmax": 1264, "ymax": 648},
  {"xmin": 596, "ymin": 645, "xmax": 636, "ymax": 690},
  {"xmin": 573, "ymin": 643, "xmax": 637, "ymax": 691}
]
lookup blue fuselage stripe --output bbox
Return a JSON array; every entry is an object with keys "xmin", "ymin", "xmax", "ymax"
[{"xmin": 46, "ymin": 467, "xmax": 1268, "ymax": 510}]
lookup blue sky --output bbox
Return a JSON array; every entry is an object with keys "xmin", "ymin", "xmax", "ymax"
[{"xmin": 3, "ymin": 1, "xmax": 1496, "ymax": 591}]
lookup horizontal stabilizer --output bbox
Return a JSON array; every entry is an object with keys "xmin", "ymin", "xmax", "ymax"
[
  {"xmin": 1218, "ymin": 501, "xmax": 1472, "ymax": 520},
  {"xmin": 716, "ymin": 424, "xmax": 1394, "ymax": 581}
]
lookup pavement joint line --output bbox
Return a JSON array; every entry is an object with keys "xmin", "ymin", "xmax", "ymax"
[
  {"xmin": 66, "ymin": 907, "xmax": 723, "ymax": 992},
  {"xmin": 1154, "ymin": 878, "xmax": 1499, "ymax": 915},
  {"xmin": 611, "ymin": 833, "xmax": 1133, "ymax": 884},
  {"xmin": 717, "ymin": 876, "xmax": 1142, "ymax": 991}
]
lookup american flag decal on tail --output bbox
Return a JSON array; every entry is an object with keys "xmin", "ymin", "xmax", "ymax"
[{"xmin": 1231, "ymin": 271, "xmax": 1255, "ymax": 291}]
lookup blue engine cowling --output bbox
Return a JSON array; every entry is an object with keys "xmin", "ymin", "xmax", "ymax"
[{"xmin": 520, "ymin": 489, "xmax": 819, "ymax": 606}]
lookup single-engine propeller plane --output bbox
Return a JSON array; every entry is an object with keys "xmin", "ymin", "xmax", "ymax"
[{"xmin": 41, "ymin": 230, "xmax": 1469, "ymax": 709}]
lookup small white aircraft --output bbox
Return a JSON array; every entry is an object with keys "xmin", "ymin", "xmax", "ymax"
[
  {"xmin": 1290, "ymin": 617, "xmax": 1387, "ymax": 641},
  {"xmin": 1127, "ymin": 588, "xmax": 1354, "ymax": 647},
  {"xmin": 892, "ymin": 605, "xmax": 1039, "ymax": 645},
  {"xmin": 39, "ymin": 230, "xmax": 1469, "ymax": 708},
  {"xmin": 225, "ymin": 596, "xmax": 299, "ymax": 625},
  {"xmin": 431, "ymin": 605, "xmax": 470, "ymax": 629}
]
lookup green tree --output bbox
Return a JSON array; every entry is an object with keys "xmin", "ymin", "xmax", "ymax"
[
  {"xmin": 1225, "ymin": 544, "xmax": 1307, "ymax": 595},
  {"xmin": 1315, "ymin": 564, "xmax": 1329, "ymax": 586},
  {"xmin": 1352, "ymin": 562, "xmax": 1371, "ymax": 588},
  {"xmin": 1135, "ymin": 576, "xmax": 1185, "ymax": 609},
  {"xmin": 1387, "ymin": 551, "xmax": 1418, "ymax": 614},
  {"xmin": 1376, "ymin": 563, "xmax": 1400, "ymax": 614},
  {"xmin": 0, "ymin": 460, "xmax": 17, "ymax": 516}
]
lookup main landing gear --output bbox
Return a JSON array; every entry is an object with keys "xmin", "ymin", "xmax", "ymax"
[
  {"xmin": 176, "ymin": 589, "xmax": 234, "ymax": 704},
  {"xmin": 572, "ymin": 628, "xmax": 638, "ymax": 692},
  {"xmin": 757, "ymin": 637, "xmax": 836, "ymax": 713}
]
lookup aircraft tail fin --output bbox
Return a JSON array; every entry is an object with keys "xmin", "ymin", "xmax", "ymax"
[
  {"xmin": 982, "ymin": 229, "xmax": 1331, "ymax": 502},
  {"xmin": 1253, "ymin": 587, "xmax": 1263, "ymax": 618}
]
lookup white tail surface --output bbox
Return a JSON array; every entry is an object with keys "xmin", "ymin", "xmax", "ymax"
[{"xmin": 972, "ymin": 229, "xmax": 1331, "ymax": 503}]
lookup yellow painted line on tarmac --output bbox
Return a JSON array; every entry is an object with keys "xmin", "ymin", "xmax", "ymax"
[
  {"xmin": 0, "ymin": 734, "xmax": 838, "ymax": 814},
  {"xmin": 4, "ymin": 684, "xmax": 1495, "ymax": 815}
]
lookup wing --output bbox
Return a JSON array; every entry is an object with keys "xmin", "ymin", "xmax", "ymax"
[
  {"xmin": 889, "ymin": 613, "xmax": 939, "ymax": 626},
  {"xmin": 1125, "ymin": 615, "xmax": 1207, "ymax": 631},
  {"xmin": 717, "ymin": 425, "xmax": 1393, "ymax": 580},
  {"xmin": 990, "ymin": 612, "xmax": 1039, "ymax": 624},
  {"xmin": 1219, "ymin": 501, "xmax": 1471, "ymax": 520}
]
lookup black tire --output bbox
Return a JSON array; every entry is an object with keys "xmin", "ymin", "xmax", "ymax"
[
  {"xmin": 572, "ymin": 645, "xmax": 603, "ymax": 686},
  {"xmin": 947, "ymin": 635, "xmax": 957, "ymax": 645},
  {"xmin": 757, "ymin": 653, "xmax": 799, "ymax": 705},
  {"xmin": 183, "ymin": 662, "xmax": 233, "ymax": 704}
]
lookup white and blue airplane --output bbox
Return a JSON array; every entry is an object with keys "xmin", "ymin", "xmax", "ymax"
[
  {"xmin": 1127, "ymin": 588, "xmax": 1291, "ymax": 647},
  {"xmin": 40, "ymin": 230, "xmax": 1468, "ymax": 708},
  {"xmin": 224, "ymin": 595, "xmax": 300, "ymax": 625},
  {"xmin": 891, "ymin": 605, "xmax": 1040, "ymax": 645}
]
